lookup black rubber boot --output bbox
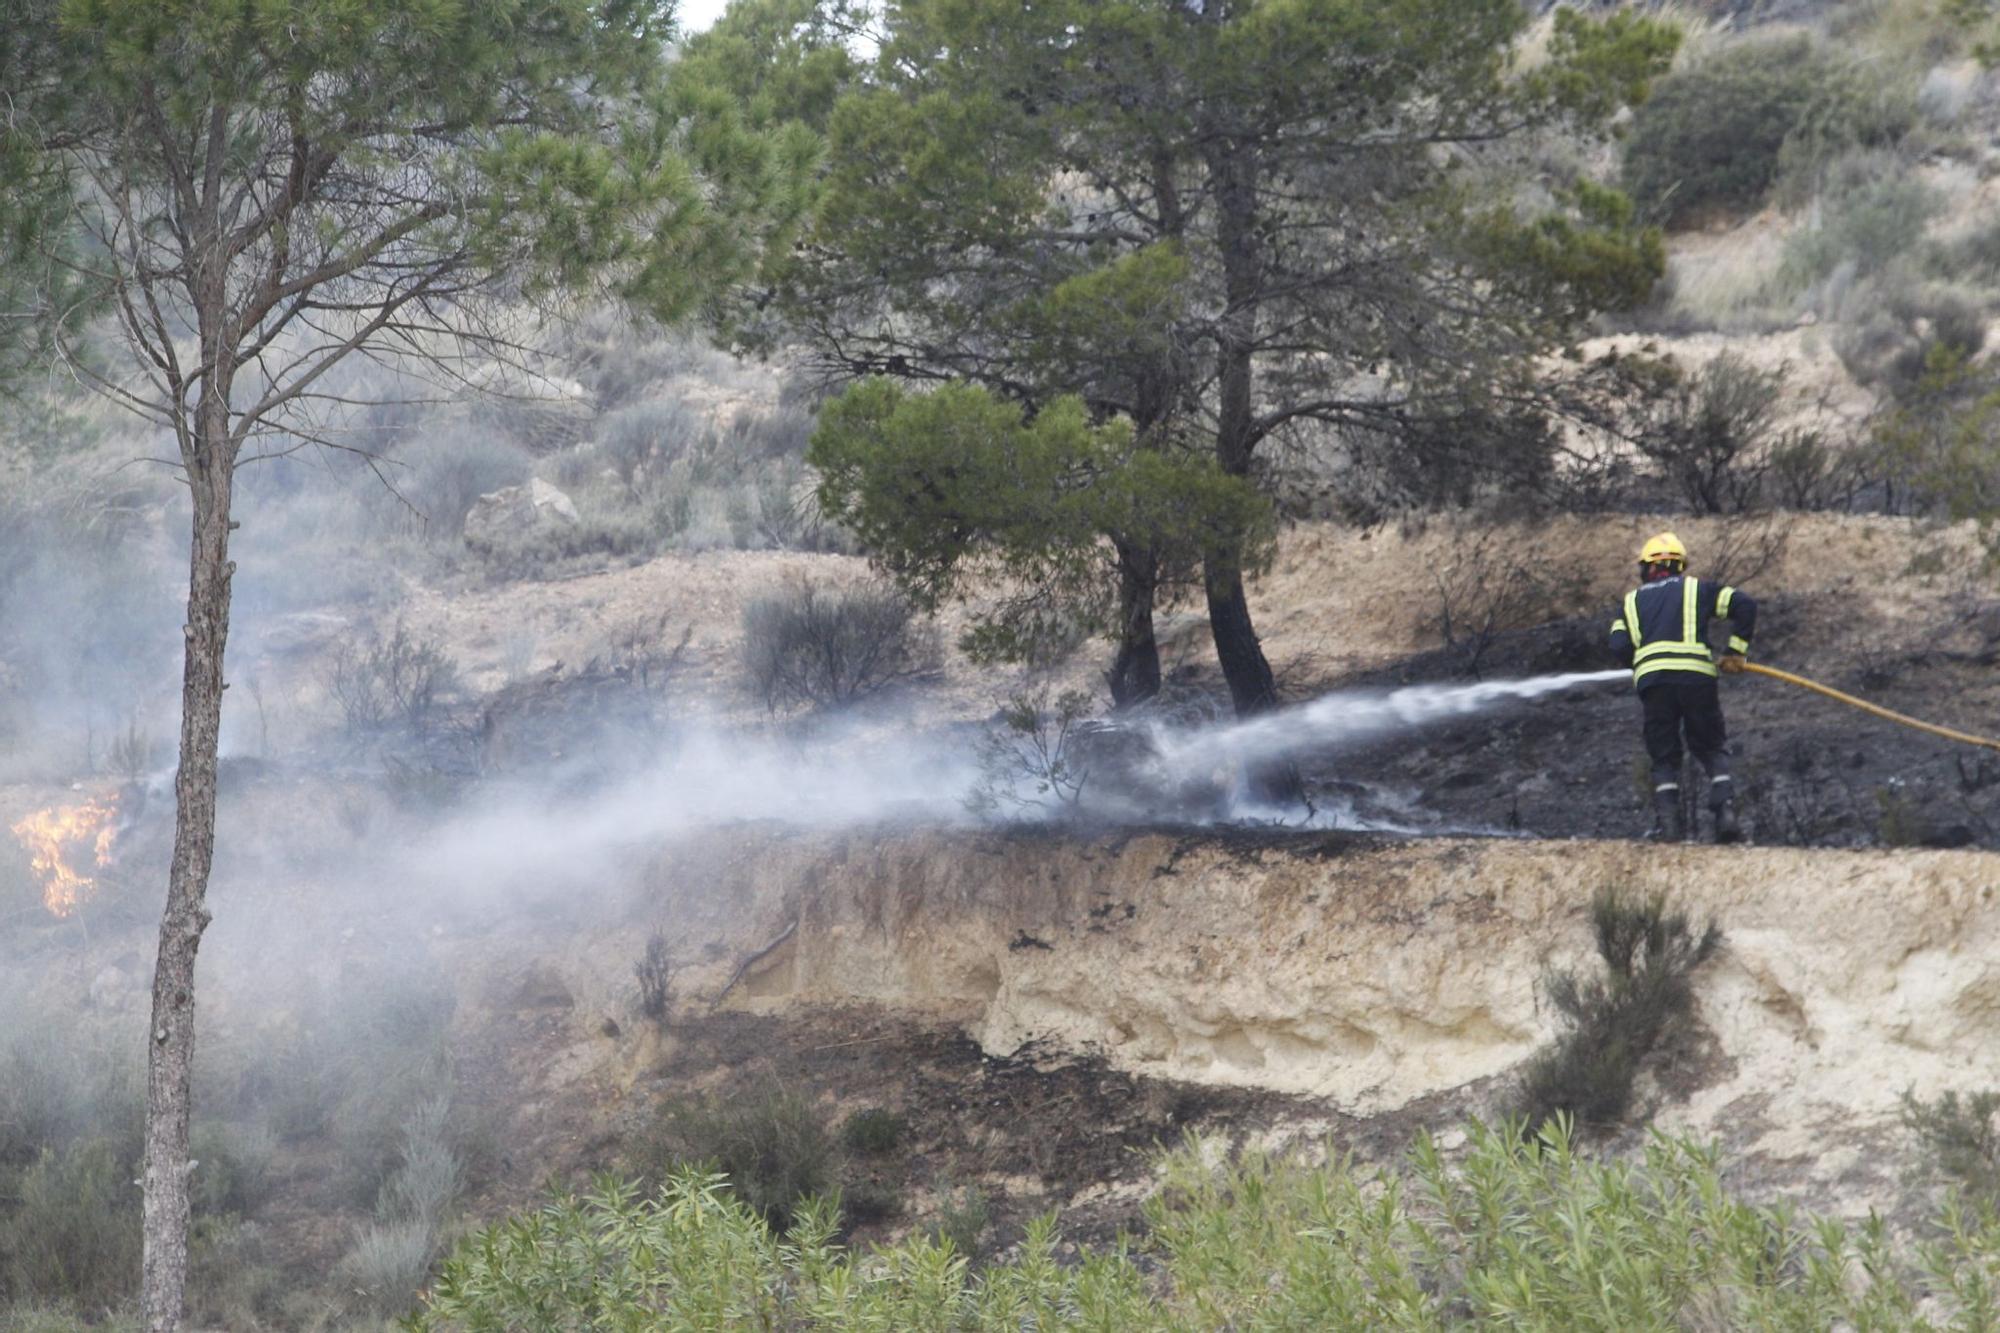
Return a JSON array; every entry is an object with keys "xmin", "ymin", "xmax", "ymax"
[
  {"xmin": 1650, "ymin": 787, "xmax": 1685, "ymax": 842},
  {"xmin": 1712, "ymin": 798, "xmax": 1741, "ymax": 844}
]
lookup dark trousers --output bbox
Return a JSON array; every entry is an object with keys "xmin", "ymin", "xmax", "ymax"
[{"xmin": 1639, "ymin": 674, "xmax": 1732, "ymax": 805}]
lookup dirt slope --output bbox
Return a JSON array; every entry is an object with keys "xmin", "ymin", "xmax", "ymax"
[{"xmin": 478, "ymin": 825, "xmax": 1998, "ymax": 1219}]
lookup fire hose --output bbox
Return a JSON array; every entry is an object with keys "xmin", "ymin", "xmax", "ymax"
[{"xmin": 1728, "ymin": 659, "xmax": 2000, "ymax": 755}]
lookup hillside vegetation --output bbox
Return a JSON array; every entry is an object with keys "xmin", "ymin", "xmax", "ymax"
[{"xmin": 5, "ymin": 0, "xmax": 2000, "ymax": 1327}]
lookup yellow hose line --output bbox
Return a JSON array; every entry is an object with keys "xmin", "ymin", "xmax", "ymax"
[{"xmin": 1741, "ymin": 662, "xmax": 2000, "ymax": 754}]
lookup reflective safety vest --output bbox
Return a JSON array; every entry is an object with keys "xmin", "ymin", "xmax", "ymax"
[{"xmin": 1622, "ymin": 576, "xmax": 1717, "ymax": 683}]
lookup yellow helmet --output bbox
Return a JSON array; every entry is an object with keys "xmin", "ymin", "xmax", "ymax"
[{"xmin": 1639, "ymin": 531, "xmax": 1687, "ymax": 567}]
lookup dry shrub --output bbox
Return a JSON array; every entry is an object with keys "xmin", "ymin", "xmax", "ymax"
[
  {"xmin": 1424, "ymin": 525, "xmax": 1595, "ymax": 678},
  {"xmin": 1516, "ymin": 890, "xmax": 1722, "ymax": 1135},
  {"xmin": 740, "ymin": 581, "xmax": 931, "ymax": 712},
  {"xmin": 595, "ymin": 613, "xmax": 690, "ymax": 698},
  {"xmin": 1703, "ymin": 511, "xmax": 1795, "ymax": 588},
  {"xmin": 1632, "ymin": 355, "xmax": 1820, "ymax": 517},
  {"xmin": 634, "ymin": 928, "xmax": 674, "ymax": 1023},
  {"xmin": 326, "ymin": 622, "xmax": 460, "ymax": 736}
]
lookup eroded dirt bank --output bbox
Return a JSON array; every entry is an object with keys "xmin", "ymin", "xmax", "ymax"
[{"xmin": 577, "ymin": 828, "xmax": 2000, "ymax": 1195}]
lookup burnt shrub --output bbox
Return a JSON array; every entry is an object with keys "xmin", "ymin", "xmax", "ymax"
[
  {"xmin": 633, "ymin": 1090, "xmax": 836, "ymax": 1232},
  {"xmin": 1425, "ymin": 529, "xmax": 1595, "ymax": 679},
  {"xmin": 740, "ymin": 581, "xmax": 930, "ymax": 712},
  {"xmin": 839, "ymin": 1176, "xmax": 903, "ymax": 1226},
  {"xmin": 1516, "ymin": 891, "xmax": 1722, "ymax": 1135},
  {"xmin": 634, "ymin": 928, "xmax": 674, "ymax": 1023}
]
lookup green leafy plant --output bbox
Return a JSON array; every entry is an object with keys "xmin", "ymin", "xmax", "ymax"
[
  {"xmin": 1516, "ymin": 890, "xmax": 1722, "ymax": 1134},
  {"xmin": 415, "ymin": 1122, "xmax": 2000, "ymax": 1329}
]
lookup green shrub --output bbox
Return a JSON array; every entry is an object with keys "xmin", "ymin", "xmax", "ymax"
[
  {"xmin": 0, "ymin": 1140, "xmax": 141, "ymax": 1313},
  {"xmin": 1868, "ymin": 344, "xmax": 2000, "ymax": 525},
  {"xmin": 340, "ymin": 1217, "xmax": 439, "ymax": 1318},
  {"xmin": 415, "ymin": 1124, "xmax": 2000, "ymax": 1329},
  {"xmin": 1833, "ymin": 277, "xmax": 1986, "ymax": 400},
  {"xmin": 633, "ymin": 1091, "xmax": 837, "ymax": 1232},
  {"xmin": 1515, "ymin": 890, "xmax": 1722, "ymax": 1134},
  {"xmin": 0, "ymin": 1010, "xmax": 143, "ymax": 1174},
  {"xmin": 0, "ymin": 1306, "xmax": 136, "ymax": 1333},
  {"xmin": 1623, "ymin": 37, "xmax": 1914, "ymax": 227},
  {"xmin": 250, "ymin": 967, "xmax": 458, "ymax": 1209},
  {"xmin": 929, "ymin": 1182, "xmax": 991, "ymax": 1259},
  {"xmin": 839, "ymin": 1108, "xmax": 906, "ymax": 1156},
  {"xmin": 189, "ymin": 1120, "xmax": 276, "ymax": 1219},
  {"xmin": 186, "ymin": 1217, "xmax": 287, "ymax": 1331},
  {"xmin": 1904, "ymin": 1087, "xmax": 2000, "ymax": 1203},
  {"xmin": 1781, "ymin": 153, "xmax": 1940, "ymax": 292},
  {"xmin": 339, "ymin": 1095, "xmax": 464, "ymax": 1317}
]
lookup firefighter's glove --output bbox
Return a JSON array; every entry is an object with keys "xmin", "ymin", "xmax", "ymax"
[{"xmin": 1718, "ymin": 653, "xmax": 1747, "ymax": 675}]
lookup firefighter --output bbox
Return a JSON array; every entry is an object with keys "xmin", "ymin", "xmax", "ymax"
[{"xmin": 1608, "ymin": 532, "xmax": 1758, "ymax": 843}]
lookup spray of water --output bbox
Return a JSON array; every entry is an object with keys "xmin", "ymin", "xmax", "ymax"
[{"xmin": 1153, "ymin": 669, "xmax": 1629, "ymax": 778}]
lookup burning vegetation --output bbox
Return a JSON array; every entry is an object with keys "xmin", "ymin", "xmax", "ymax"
[{"xmin": 9, "ymin": 794, "xmax": 119, "ymax": 918}]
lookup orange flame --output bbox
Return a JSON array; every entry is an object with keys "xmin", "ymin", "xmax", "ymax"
[{"xmin": 10, "ymin": 796, "xmax": 119, "ymax": 918}]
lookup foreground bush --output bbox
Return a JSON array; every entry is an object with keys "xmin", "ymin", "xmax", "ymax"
[{"xmin": 416, "ymin": 1121, "xmax": 2000, "ymax": 1329}]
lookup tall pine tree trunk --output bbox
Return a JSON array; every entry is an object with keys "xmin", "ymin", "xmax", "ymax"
[
  {"xmin": 1204, "ymin": 141, "xmax": 1279, "ymax": 719},
  {"xmin": 1205, "ymin": 137, "xmax": 1301, "ymax": 804},
  {"xmin": 1108, "ymin": 542, "xmax": 1162, "ymax": 707},
  {"xmin": 141, "ymin": 395, "xmax": 235, "ymax": 1333}
]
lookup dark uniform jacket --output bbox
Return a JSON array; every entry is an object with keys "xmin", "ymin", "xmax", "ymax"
[{"xmin": 1609, "ymin": 575, "xmax": 1757, "ymax": 689}]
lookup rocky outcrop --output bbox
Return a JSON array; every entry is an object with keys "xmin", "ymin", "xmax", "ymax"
[{"xmin": 463, "ymin": 477, "xmax": 580, "ymax": 548}]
